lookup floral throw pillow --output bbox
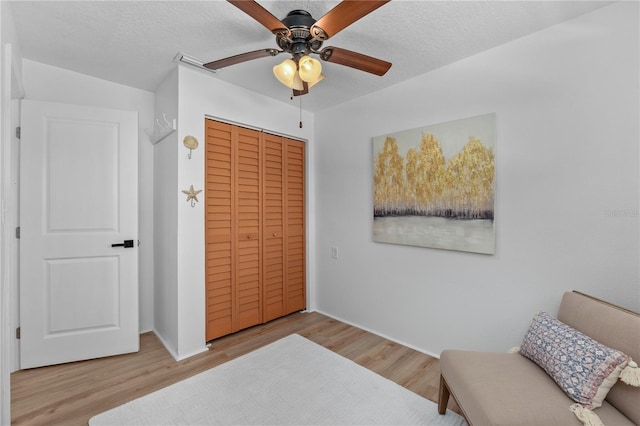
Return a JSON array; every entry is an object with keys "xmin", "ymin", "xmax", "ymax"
[{"xmin": 519, "ymin": 312, "xmax": 630, "ymax": 409}]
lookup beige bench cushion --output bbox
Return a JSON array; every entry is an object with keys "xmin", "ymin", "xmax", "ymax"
[
  {"xmin": 558, "ymin": 292, "xmax": 640, "ymax": 425},
  {"xmin": 440, "ymin": 350, "xmax": 635, "ymax": 426}
]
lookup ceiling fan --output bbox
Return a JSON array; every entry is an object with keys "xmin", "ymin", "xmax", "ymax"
[{"xmin": 203, "ymin": 0, "xmax": 392, "ymax": 97}]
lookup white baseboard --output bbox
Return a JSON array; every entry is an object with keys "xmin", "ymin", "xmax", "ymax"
[
  {"xmin": 174, "ymin": 345, "xmax": 209, "ymax": 361},
  {"xmin": 151, "ymin": 329, "xmax": 179, "ymax": 360},
  {"xmin": 313, "ymin": 309, "xmax": 441, "ymax": 359},
  {"xmin": 151, "ymin": 329, "xmax": 208, "ymax": 362}
]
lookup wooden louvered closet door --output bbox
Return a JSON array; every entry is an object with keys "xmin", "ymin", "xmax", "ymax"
[
  {"xmin": 262, "ymin": 132, "xmax": 285, "ymax": 322},
  {"xmin": 205, "ymin": 120, "xmax": 234, "ymax": 340},
  {"xmin": 235, "ymin": 126, "xmax": 262, "ymax": 331},
  {"xmin": 205, "ymin": 119, "xmax": 306, "ymax": 341},
  {"xmin": 284, "ymin": 139, "xmax": 306, "ymax": 314}
]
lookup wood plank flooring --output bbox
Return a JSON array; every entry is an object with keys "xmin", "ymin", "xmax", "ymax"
[{"xmin": 11, "ymin": 311, "xmax": 460, "ymax": 425}]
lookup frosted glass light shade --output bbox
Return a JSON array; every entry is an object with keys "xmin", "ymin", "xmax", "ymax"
[
  {"xmin": 298, "ymin": 56, "xmax": 322, "ymax": 82},
  {"xmin": 308, "ymin": 73, "xmax": 325, "ymax": 89},
  {"xmin": 291, "ymin": 71, "xmax": 304, "ymax": 91},
  {"xmin": 273, "ymin": 59, "xmax": 297, "ymax": 87}
]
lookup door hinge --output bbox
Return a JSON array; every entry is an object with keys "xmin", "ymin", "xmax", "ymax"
[
  {"xmin": 15, "ymin": 126, "xmax": 21, "ymax": 139},
  {"xmin": 15, "ymin": 226, "xmax": 20, "ymax": 239},
  {"xmin": 16, "ymin": 327, "xmax": 20, "ymax": 339}
]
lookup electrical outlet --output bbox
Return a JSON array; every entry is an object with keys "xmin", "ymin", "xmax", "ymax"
[{"xmin": 331, "ymin": 247, "xmax": 339, "ymax": 259}]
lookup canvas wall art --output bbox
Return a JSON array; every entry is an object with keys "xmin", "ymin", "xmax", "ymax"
[{"xmin": 372, "ymin": 113, "xmax": 496, "ymax": 254}]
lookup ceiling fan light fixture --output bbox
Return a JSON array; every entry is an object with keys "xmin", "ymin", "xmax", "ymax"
[
  {"xmin": 307, "ymin": 73, "xmax": 325, "ymax": 89},
  {"xmin": 273, "ymin": 58, "xmax": 297, "ymax": 87},
  {"xmin": 291, "ymin": 71, "xmax": 304, "ymax": 91},
  {"xmin": 298, "ymin": 55, "xmax": 322, "ymax": 82}
]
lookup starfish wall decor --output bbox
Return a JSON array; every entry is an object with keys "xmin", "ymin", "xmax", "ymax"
[{"xmin": 182, "ymin": 185, "xmax": 202, "ymax": 207}]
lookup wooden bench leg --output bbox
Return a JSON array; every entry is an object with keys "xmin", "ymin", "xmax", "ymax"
[{"xmin": 438, "ymin": 374, "xmax": 450, "ymax": 415}]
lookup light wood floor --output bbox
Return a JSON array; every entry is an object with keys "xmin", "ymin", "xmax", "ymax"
[{"xmin": 11, "ymin": 311, "xmax": 460, "ymax": 425}]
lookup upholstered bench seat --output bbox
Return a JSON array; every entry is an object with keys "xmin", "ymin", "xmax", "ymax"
[{"xmin": 440, "ymin": 350, "xmax": 634, "ymax": 425}]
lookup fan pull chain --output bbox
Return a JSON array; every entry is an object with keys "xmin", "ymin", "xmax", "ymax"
[{"xmin": 299, "ymin": 96, "xmax": 303, "ymax": 128}]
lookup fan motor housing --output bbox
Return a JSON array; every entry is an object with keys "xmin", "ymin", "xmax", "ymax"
[
  {"xmin": 277, "ymin": 10, "xmax": 323, "ymax": 56},
  {"xmin": 282, "ymin": 9, "xmax": 314, "ymax": 28}
]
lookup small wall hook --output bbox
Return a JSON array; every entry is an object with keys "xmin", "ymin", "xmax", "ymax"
[
  {"xmin": 183, "ymin": 135, "xmax": 199, "ymax": 159},
  {"xmin": 146, "ymin": 113, "xmax": 177, "ymax": 145},
  {"xmin": 182, "ymin": 185, "xmax": 202, "ymax": 207}
]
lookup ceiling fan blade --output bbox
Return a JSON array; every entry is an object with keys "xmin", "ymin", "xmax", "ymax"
[
  {"xmin": 320, "ymin": 47, "xmax": 391, "ymax": 76},
  {"xmin": 203, "ymin": 49, "xmax": 281, "ymax": 70},
  {"xmin": 310, "ymin": 0, "xmax": 390, "ymax": 40},
  {"xmin": 227, "ymin": 0, "xmax": 289, "ymax": 36}
]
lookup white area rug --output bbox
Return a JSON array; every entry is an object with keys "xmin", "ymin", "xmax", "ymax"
[{"xmin": 90, "ymin": 334, "xmax": 467, "ymax": 425}]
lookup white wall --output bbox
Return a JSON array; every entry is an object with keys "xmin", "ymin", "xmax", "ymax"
[
  {"xmin": 152, "ymin": 68, "xmax": 179, "ymax": 356},
  {"xmin": 21, "ymin": 60, "xmax": 156, "ymax": 333},
  {"xmin": 313, "ymin": 2, "xmax": 639, "ymax": 357},
  {"xmin": 154, "ymin": 64, "xmax": 316, "ymax": 359}
]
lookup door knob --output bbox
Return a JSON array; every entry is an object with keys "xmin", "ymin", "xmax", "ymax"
[{"xmin": 111, "ymin": 240, "xmax": 134, "ymax": 248}]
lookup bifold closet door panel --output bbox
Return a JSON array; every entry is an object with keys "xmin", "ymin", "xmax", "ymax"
[
  {"xmin": 235, "ymin": 127, "xmax": 263, "ymax": 331},
  {"xmin": 205, "ymin": 120, "xmax": 234, "ymax": 341},
  {"xmin": 262, "ymin": 133, "xmax": 285, "ymax": 322},
  {"xmin": 284, "ymin": 139, "xmax": 306, "ymax": 315}
]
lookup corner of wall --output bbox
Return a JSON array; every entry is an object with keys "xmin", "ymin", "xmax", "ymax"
[
  {"xmin": 152, "ymin": 67, "xmax": 180, "ymax": 353},
  {"xmin": 152, "ymin": 329, "xmax": 179, "ymax": 361}
]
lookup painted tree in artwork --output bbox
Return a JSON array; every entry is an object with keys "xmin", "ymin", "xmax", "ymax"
[
  {"xmin": 443, "ymin": 137, "xmax": 494, "ymax": 218},
  {"xmin": 373, "ymin": 136, "xmax": 404, "ymax": 215},
  {"xmin": 417, "ymin": 133, "xmax": 447, "ymax": 214},
  {"xmin": 404, "ymin": 148, "xmax": 420, "ymax": 213}
]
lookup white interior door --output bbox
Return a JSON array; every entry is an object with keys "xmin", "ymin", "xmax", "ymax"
[{"xmin": 19, "ymin": 100, "xmax": 139, "ymax": 369}]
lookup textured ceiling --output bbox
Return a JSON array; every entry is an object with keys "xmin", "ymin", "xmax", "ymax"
[{"xmin": 8, "ymin": 1, "xmax": 611, "ymax": 112}]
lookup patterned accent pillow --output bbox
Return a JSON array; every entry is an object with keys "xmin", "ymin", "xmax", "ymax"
[{"xmin": 519, "ymin": 312, "xmax": 630, "ymax": 409}]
